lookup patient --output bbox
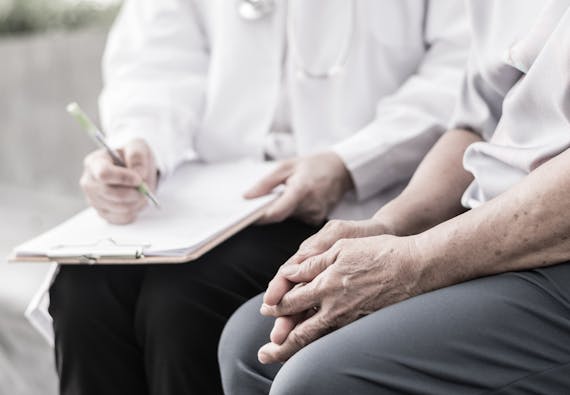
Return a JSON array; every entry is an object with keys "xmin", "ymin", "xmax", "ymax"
[{"xmin": 219, "ymin": 2, "xmax": 570, "ymax": 394}]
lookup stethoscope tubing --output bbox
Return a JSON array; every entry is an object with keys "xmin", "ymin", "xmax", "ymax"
[{"xmin": 237, "ymin": 0, "xmax": 355, "ymax": 79}]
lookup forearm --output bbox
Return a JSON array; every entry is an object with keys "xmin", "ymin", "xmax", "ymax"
[
  {"xmin": 414, "ymin": 147, "xmax": 570, "ymax": 292},
  {"xmin": 374, "ymin": 129, "xmax": 481, "ymax": 236}
]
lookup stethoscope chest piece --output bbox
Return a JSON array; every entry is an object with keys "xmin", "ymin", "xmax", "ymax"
[{"xmin": 237, "ymin": 0, "xmax": 275, "ymax": 21}]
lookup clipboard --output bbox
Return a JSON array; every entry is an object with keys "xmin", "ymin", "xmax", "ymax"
[
  {"xmin": 8, "ymin": 202, "xmax": 268, "ymax": 265},
  {"xmin": 8, "ymin": 160, "xmax": 278, "ymax": 265}
]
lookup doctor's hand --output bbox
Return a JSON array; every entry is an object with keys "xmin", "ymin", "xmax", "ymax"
[
  {"xmin": 257, "ymin": 234, "xmax": 422, "ymax": 364},
  {"xmin": 245, "ymin": 152, "xmax": 354, "ymax": 225},
  {"xmin": 80, "ymin": 138, "xmax": 158, "ymax": 225}
]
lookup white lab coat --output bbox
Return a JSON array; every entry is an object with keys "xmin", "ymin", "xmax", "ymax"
[{"xmin": 27, "ymin": 0, "xmax": 470, "ymax": 344}]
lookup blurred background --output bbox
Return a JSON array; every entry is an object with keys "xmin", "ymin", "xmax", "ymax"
[{"xmin": 0, "ymin": 1, "xmax": 120, "ymax": 393}]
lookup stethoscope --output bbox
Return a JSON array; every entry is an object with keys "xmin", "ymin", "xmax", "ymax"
[{"xmin": 237, "ymin": 0, "xmax": 355, "ymax": 79}]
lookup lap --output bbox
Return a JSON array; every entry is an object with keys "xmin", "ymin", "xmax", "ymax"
[
  {"xmin": 227, "ymin": 263, "xmax": 570, "ymax": 395},
  {"xmin": 50, "ymin": 219, "xmax": 319, "ymax": 325}
]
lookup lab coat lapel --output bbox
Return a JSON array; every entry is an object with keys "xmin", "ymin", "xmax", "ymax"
[{"xmin": 195, "ymin": 1, "xmax": 286, "ymax": 161}]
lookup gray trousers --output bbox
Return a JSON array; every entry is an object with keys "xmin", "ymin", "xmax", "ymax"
[{"xmin": 218, "ymin": 263, "xmax": 570, "ymax": 394}]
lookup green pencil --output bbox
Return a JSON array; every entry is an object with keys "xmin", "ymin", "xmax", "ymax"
[{"xmin": 67, "ymin": 102, "xmax": 161, "ymax": 208}]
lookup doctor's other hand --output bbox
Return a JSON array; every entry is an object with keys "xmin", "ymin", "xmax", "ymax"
[
  {"xmin": 245, "ymin": 152, "xmax": 354, "ymax": 225},
  {"xmin": 80, "ymin": 138, "xmax": 158, "ymax": 225}
]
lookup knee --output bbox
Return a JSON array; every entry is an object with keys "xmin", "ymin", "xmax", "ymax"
[
  {"xmin": 269, "ymin": 327, "xmax": 394, "ymax": 395},
  {"xmin": 135, "ymin": 277, "xmax": 230, "ymax": 354},
  {"xmin": 219, "ymin": 294, "xmax": 274, "ymax": 393},
  {"xmin": 269, "ymin": 344, "xmax": 332, "ymax": 395},
  {"xmin": 49, "ymin": 267, "xmax": 112, "ymax": 328}
]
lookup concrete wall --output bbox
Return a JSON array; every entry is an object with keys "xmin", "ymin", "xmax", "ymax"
[
  {"xmin": 0, "ymin": 29, "xmax": 112, "ymax": 395},
  {"xmin": 0, "ymin": 28, "xmax": 108, "ymax": 197}
]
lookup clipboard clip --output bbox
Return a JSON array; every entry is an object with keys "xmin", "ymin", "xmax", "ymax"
[{"xmin": 47, "ymin": 238, "xmax": 149, "ymax": 264}]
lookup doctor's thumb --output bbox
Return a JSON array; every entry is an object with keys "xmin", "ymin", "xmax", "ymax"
[{"xmin": 244, "ymin": 161, "xmax": 295, "ymax": 199}]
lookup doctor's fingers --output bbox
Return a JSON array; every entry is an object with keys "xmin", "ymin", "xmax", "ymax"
[
  {"xmin": 89, "ymin": 197, "xmax": 145, "ymax": 225},
  {"xmin": 122, "ymin": 139, "xmax": 155, "ymax": 180},
  {"xmin": 87, "ymin": 192, "xmax": 147, "ymax": 218},
  {"xmin": 97, "ymin": 183, "xmax": 145, "ymax": 204},
  {"xmin": 293, "ymin": 202, "xmax": 328, "ymax": 225},
  {"xmin": 244, "ymin": 160, "xmax": 296, "ymax": 198},
  {"xmin": 84, "ymin": 150, "xmax": 142, "ymax": 187},
  {"xmin": 257, "ymin": 181, "xmax": 308, "ymax": 224},
  {"xmin": 95, "ymin": 207, "xmax": 139, "ymax": 225},
  {"xmin": 81, "ymin": 171, "xmax": 145, "ymax": 204}
]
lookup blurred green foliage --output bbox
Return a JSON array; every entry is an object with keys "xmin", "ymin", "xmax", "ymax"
[{"xmin": 0, "ymin": 0, "xmax": 121, "ymax": 35}]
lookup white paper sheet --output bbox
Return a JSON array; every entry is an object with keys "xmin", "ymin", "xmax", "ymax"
[{"xmin": 15, "ymin": 160, "xmax": 277, "ymax": 259}]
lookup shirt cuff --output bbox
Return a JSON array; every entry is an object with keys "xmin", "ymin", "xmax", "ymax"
[{"xmin": 331, "ymin": 125, "xmax": 403, "ymax": 202}]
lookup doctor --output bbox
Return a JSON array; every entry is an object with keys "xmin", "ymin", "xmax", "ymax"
[{"xmin": 42, "ymin": 1, "xmax": 469, "ymax": 394}]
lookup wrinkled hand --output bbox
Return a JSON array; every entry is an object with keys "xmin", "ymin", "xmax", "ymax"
[
  {"xmin": 258, "ymin": 234, "xmax": 421, "ymax": 364},
  {"xmin": 245, "ymin": 152, "xmax": 353, "ymax": 225},
  {"xmin": 264, "ymin": 218, "xmax": 391, "ymax": 308},
  {"xmin": 80, "ymin": 138, "xmax": 158, "ymax": 224},
  {"xmin": 262, "ymin": 218, "xmax": 392, "ymax": 347}
]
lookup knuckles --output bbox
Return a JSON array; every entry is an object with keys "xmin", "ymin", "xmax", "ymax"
[
  {"xmin": 312, "ymin": 272, "xmax": 336, "ymax": 296},
  {"xmin": 95, "ymin": 164, "xmax": 115, "ymax": 182},
  {"xmin": 119, "ymin": 173, "xmax": 134, "ymax": 185},
  {"xmin": 266, "ymin": 209, "xmax": 289, "ymax": 224},
  {"xmin": 288, "ymin": 329, "xmax": 312, "ymax": 349},
  {"xmin": 127, "ymin": 151, "xmax": 145, "ymax": 165},
  {"xmin": 332, "ymin": 238, "xmax": 349, "ymax": 251}
]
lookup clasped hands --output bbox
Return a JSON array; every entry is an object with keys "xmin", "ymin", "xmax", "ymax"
[{"xmin": 257, "ymin": 219, "xmax": 423, "ymax": 364}]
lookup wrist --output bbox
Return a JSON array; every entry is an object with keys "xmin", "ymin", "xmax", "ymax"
[
  {"xmin": 410, "ymin": 224, "xmax": 475, "ymax": 295},
  {"xmin": 354, "ymin": 218, "xmax": 394, "ymax": 238},
  {"xmin": 378, "ymin": 234, "xmax": 427, "ymax": 299},
  {"xmin": 322, "ymin": 151, "xmax": 354, "ymax": 194},
  {"xmin": 371, "ymin": 209, "xmax": 401, "ymax": 236},
  {"xmin": 407, "ymin": 232, "xmax": 439, "ymax": 295}
]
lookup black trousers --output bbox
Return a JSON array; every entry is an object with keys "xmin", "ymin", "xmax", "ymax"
[{"xmin": 48, "ymin": 220, "xmax": 319, "ymax": 395}]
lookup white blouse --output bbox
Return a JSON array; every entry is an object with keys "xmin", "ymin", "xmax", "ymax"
[{"xmin": 451, "ymin": 0, "xmax": 570, "ymax": 208}]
